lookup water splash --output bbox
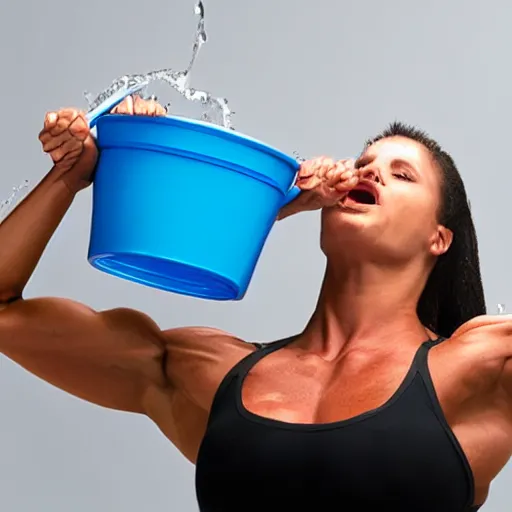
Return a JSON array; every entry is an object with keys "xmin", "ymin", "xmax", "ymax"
[
  {"xmin": 0, "ymin": 180, "xmax": 29, "ymax": 223},
  {"xmin": 185, "ymin": 1, "xmax": 208, "ymax": 74},
  {"xmin": 293, "ymin": 151, "xmax": 306, "ymax": 163},
  {"xmin": 84, "ymin": 2, "xmax": 234, "ymax": 129}
]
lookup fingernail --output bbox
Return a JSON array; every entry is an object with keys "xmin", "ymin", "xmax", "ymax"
[{"xmin": 47, "ymin": 112, "xmax": 57, "ymax": 123}]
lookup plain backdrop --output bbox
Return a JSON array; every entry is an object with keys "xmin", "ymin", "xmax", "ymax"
[{"xmin": 1, "ymin": 0, "xmax": 511, "ymax": 510}]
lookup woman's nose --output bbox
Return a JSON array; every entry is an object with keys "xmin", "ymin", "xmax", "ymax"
[{"xmin": 361, "ymin": 168, "xmax": 383, "ymax": 184}]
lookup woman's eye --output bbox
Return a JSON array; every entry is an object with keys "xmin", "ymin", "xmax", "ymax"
[{"xmin": 393, "ymin": 173, "xmax": 412, "ymax": 181}]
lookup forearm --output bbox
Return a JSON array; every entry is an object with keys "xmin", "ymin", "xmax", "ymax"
[
  {"xmin": 277, "ymin": 201, "xmax": 304, "ymax": 221},
  {"xmin": 0, "ymin": 167, "xmax": 76, "ymax": 302}
]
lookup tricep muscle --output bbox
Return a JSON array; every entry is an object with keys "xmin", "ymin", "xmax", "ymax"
[{"xmin": 0, "ymin": 297, "xmax": 168, "ymax": 412}]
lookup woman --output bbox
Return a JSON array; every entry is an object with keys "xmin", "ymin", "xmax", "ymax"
[{"xmin": 0, "ymin": 95, "xmax": 510, "ymax": 511}]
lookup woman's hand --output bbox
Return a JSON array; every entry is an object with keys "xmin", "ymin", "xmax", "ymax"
[
  {"xmin": 110, "ymin": 95, "xmax": 167, "ymax": 116},
  {"xmin": 278, "ymin": 157, "xmax": 361, "ymax": 220},
  {"xmin": 39, "ymin": 109, "xmax": 98, "ymax": 193},
  {"xmin": 39, "ymin": 96, "xmax": 167, "ymax": 194}
]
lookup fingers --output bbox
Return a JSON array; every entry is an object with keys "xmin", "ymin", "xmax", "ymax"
[
  {"xmin": 145, "ymin": 98, "xmax": 157, "ymax": 116},
  {"xmin": 133, "ymin": 95, "xmax": 148, "ymax": 115},
  {"xmin": 40, "ymin": 93, "xmax": 167, "ymax": 162},
  {"xmin": 39, "ymin": 109, "xmax": 90, "ymax": 167},
  {"xmin": 297, "ymin": 157, "xmax": 359, "ymax": 192},
  {"xmin": 39, "ymin": 109, "xmax": 82, "ymax": 143},
  {"xmin": 111, "ymin": 95, "xmax": 167, "ymax": 116},
  {"xmin": 40, "ymin": 129, "xmax": 70, "ymax": 152},
  {"xmin": 154, "ymin": 102, "xmax": 167, "ymax": 116},
  {"xmin": 48, "ymin": 136, "xmax": 84, "ymax": 164},
  {"xmin": 39, "ymin": 113, "xmax": 89, "ymax": 152},
  {"xmin": 297, "ymin": 157, "xmax": 336, "ymax": 190},
  {"xmin": 300, "ymin": 157, "xmax": 335, "ymax": 177},
  {"xmin": 43, "ymin": 111, "xmax": 58, "ymax": 131},
  {"xmin": 67, "ymin": 113, "xmax": 90, "ymax": 141},
  {"xmin": 325, "ymin": 160, "xmax": 349, "ymax": 185},
  {"xmin": 111, "ymin": 95, "xmax": 134, "ymax": 115},
  {"xmin": 328, "ymin": 159, "xmax": 360, "ymax": 192}
]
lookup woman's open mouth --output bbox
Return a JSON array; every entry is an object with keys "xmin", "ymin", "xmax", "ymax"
[
  {"xmin": 346, "ymin": 189, "xmax": 376, "ymax": 205},
  {"xmin": 343, "ymin": 183, "xmax": 379, "ymax": 207}
]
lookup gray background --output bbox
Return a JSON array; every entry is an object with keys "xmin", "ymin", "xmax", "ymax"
[{"xmin": 0, "ymin": 0, "xmax": 510, "ymax": 510}]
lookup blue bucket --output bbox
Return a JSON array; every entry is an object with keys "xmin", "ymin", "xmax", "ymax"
[{"xmin": 88, "ymin": 115, "xmax": 300, "ymax": 300}]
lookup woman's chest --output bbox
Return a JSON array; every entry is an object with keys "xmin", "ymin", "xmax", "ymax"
[
  {"xmin": 238, "ymin": 344, "xmax": 512, "ymax": 506},
  {"xmin": 242, "ymin": 355, "xmax": 411, "ymax": 424},
  {"xmin": 199, "ymin": 364, "xmax": 473, "ymax": 512}
]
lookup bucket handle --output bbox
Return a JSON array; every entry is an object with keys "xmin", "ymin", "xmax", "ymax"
[
  {"xmin": 282, "ymin": 185, "xmax": 301, "ymax": 206},
  {"xmin": 85, "ymin": 81, "xmax": 150, "ymax": 131}
]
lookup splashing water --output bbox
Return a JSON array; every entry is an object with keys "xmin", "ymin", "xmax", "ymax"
[
  {"xmin": 0, "ymin": 180, "xmax": 29, "ymax": 223},
  {"xmin": 185, "ymin": 1, "xmax": 208, "ymax": 74},
  {"xmin": 497, "ymin": 303, "xmax": 506, "ymax": 315},
  {"xmin": 293, "ymin": 151, "xmax": 306, "ymax": 163},
  {"xmin": 84, "ymin": 2, "xmax": 234, "ymax": 129}
]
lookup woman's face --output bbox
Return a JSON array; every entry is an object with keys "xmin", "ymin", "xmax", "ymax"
[{"xmin": 320, "ymin": 136, "xmax": 452, "ymax": 264}]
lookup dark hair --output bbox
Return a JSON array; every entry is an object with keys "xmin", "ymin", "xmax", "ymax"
[{"xmin": 366, "ymin": 121, "xmax": 486, "ymax": 337}]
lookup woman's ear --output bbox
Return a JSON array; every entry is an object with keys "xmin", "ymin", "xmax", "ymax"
[{"xmin": 430, "ymin": 225, "xmax": 453, "ymax": 257}]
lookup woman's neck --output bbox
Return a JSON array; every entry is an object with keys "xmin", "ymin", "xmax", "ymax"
[{"xmin": 299, "ymin": 261, "xmax": 432, "ymax": 359}]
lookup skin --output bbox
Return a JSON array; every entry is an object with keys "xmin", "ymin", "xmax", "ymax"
[{"xmin": 1, "ymin": 97, "xmax": 512, "ymax": 508}]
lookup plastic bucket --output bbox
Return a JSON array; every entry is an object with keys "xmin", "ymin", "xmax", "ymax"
[{"xmin": 88, "ymin": 114, "xmax": 300, "ymax": 300}]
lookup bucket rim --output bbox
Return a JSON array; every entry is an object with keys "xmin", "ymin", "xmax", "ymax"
[{"xmin": 96, "ymin": 114, "xmax": 301, "ymax": 170}]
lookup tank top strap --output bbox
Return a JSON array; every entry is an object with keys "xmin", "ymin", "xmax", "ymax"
[
  {"xmin": 426, "ymin": 336, "xmax": 446, "ymax": 348},
  {"xmin": 410, "ymin": 336, "xmax": 444, "ymax": 369},
  {"xmin": 414, "ymin": 335, "xmax": 476, "ymax": 508},
  {"xmin": 235, "ymin": 336, "xmax": 296, "ymax": 376},
  {"xmin": 207, "ymin": 335, "xmax": 297, "ymax": 422}
]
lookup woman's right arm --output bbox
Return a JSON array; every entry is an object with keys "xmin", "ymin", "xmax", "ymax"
[
  {"xmin": 0, "ymin": 102, "xmax": 252, "ymax": 424},
  {"xmin": 0, "ymin": 106, "xmax": 172, "ymax": 413}
]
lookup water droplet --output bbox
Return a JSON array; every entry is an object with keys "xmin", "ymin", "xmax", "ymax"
[
  {"xmin": 83, "ymin": 91, "xmax": 95, "ymax": 108},
  {"xmin": 194, "ymin": 1, "xmax": 204, "ymax": 16},
  {"xmin": 497, "ymin": 303, "xmax": 506, "ymax": 315},
  {"xmin": 84, "ymin": 1, "xmax": 233, "ymax": 129},
  {"xmin": 293, "ymin": 151, "xmax": 306, "ymax": 163},
  {"xmin": 0, "ymin": 180, "xmax": 29, "ymax": 223}
]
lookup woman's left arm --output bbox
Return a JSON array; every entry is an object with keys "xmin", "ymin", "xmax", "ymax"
[{"xmin": 452, "ymin": 315, "xmax": 512, "ymax": 399}]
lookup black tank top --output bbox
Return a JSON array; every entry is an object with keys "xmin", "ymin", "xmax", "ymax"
[{"xmin": 195, "ymin": 336, "xmax": 482, "ymax": 511}]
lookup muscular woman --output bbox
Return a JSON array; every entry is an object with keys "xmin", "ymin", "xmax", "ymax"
[{"xmin": 1, "ymin": 95, "xmax": 510, "ymax": 511}]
